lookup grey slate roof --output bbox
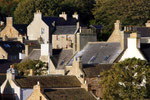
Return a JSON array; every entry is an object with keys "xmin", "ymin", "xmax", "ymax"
[
  {"xmin": 51, "ymin": 49, "xmax": 73, "ymax": 69},
  {"xmin": 133, "ymin": 27, "xmax": 150, "ymax": 37},
  {"xmin": 68, "ymin": 42, "xmax": 122, "ymax": 65},
  {"xmin": 82, "ymin": 64, "xmax": 113, "ymax": 78},
  {"xmin": 0, "ymin": 75, "xmax": 6, "ymax": 86},
  {"xmin": 21, "ymin": 49, "xmax": 41, "ymax": 62},
  {"xmin": 0, "ymin": 60, "xmax": 21, "ymax": 74},
  {"xmin": 44, "ymin": 88, "xmax": 96, "ymax": 100},
  {"xmin": 54, "ymin": 25, "xmax": 77, "ymax": 34},
  {"xmin": 140, "ymin": 43, "xmax": 150, "ymax": 62},
  {"xmin": 0, "ymin": 41, "xmax": 25, "ymax": 55},
  {"xmin": 13, "ymin": 24, "xmax": 28, "ymax": 35}
]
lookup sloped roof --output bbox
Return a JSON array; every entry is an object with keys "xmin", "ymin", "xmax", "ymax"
[
  {"xmin": 68, "ymin": 42, "xmax": 122, "ymax": 65},
  {"xmin": 0, "ymin": 75, "xmax": 6, "ymax": 86},
  {"xmin": 21, "ymin": 49, "xmax": 41, "ymax": 62},
  {"xmin": 51, "ymin": 49, "xmax": 73, "ymax": 69},
  {"xmin": 133, "ymin": 27, "xmax": 150, "ymax": 37},
  {"xmin": 15, "ymin": 75, "xmax": 81, "ymax": 88},
  {"xmin": 0, "ymin": 60, "xmax": 21, "ymax": 74},
  {"xmin": 13, "ymin": 24, "xmax": 28, "ymax": 35},
  {"xmin": 140, "ymin": 43, "xmax": 150, "ymax": 62},
  {"xmin": 0, "ymin": 41, "xmax": 24, "ymax": 55},
  {"xmin": 44, "ymin": 88, "xmax": 96, "ymax": 100},
  {"xmin": 0, "ymin": 94, "xmax": 16, "ymax": 100},
  {"xmin": 83, "ymin": 64, "xmax": 113, "ymax": 78},
  {"xmin": 54, "ymin": 25, "xmax": 77, "ymax": 34},
  {"xmin": 42, "ymin": 17, "xmax": 77, "ymax": 27}
]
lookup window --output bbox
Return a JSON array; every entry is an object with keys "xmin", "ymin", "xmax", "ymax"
[
  {"xmin": 41, "ymin": 28, "xmax": 45, "ymax": 34},
  {"xmin": 88, "ymin": 56, "xmax": 96, "ymax": 63},
  {"xmin": 104, "ymin": 55, "xmax": 110, "ymax": 61},
  {"xmin": 4, "ymin": 44, "xmax": 10, "ymax": 48}
]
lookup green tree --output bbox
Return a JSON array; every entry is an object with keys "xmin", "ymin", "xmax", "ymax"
[
  {"xmin": 100, "ymin": 58, "xmax": 150, "ymax": 100},
  {"xmin": 14, "ymin": 0, "xmax": 95, "ymax": 24},
  {"xmin": 93, "ymin": 0, "xmax": 150, "ymax": 41},
  {"xmin": 14, "ymin": 60, "xmax": 47, "ymax": 76}
]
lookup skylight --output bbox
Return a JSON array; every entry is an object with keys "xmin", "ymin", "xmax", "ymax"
[
  {"xmin": 104, "ymin": 55, "xmax": 110, "ymax": 61},
  {"xmin": 4, "ymin": 44, "xmax": 10, "ymax": 48},
  {"xmin": 88, "ymin": 56, "xmax": 96, "ymax": 63}
]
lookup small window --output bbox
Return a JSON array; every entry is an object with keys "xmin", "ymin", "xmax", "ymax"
[
  {"xmin": 41, "ymin": 28, "xmax": 45, "ymax": 34},
  {"xmin": 4, "ymin": 44, "xmax": 10, "ymax": 48}
]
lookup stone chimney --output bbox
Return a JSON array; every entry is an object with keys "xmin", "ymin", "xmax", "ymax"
[
  {"xmin": 33, "ymin": 81, "xmax": 42, "ymax": 94},
  {"xmin": 145, "ymin": 20, "xmax": 150, "ymax": 27},
  {"xmin": 25, "ymin": 45, "xmax": 29, "ymax": 56},
  {"xmin": 6, "ymin": 17, "xmax": 13, "ymax": 27},
  {"xmin": 120, "ymin": 31, "xmax": 129, "ymax": 50},
  {"xmin": 59, "ymin": 12, "xmax": 67, "ymax": 20},
  {"xmin": 72, "ymin": 12, "xmax": 79, "ymax": 20},
  {"xmin": 17, "ymin": 35, "xmax": 24, "ymax": 43},
  {"xmin": 34, "ymin": 10, "xmax": 42, "ymax": 20},
  {"xmin": 114, "ymin": 20, "xmax": 121, "ymax": 31},
  {"xmin": 29, "ymin": 69, "xmax": 34, "ymax": 76}
]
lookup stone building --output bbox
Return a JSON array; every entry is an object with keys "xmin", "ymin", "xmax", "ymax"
[
  {"xmin": 27, "ymin": 11, "xmax": 97, "ymax": 51},
  {"xmin": 0, "ymin": 17, "xmax": 27, "ymax": 41},
  {"xmin": 0, "ymin": 67, "xmax": 96, "ymax": 100}
]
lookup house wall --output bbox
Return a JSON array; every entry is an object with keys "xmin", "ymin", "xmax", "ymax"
[
  {"xmin": 0, "ymin": 17, "xmax": 19, "ymax": 38},
  {"xmin": 0, "ymin": 47, "xmax": 8, "ymax": 59},
  {"xmin": 52, "ymin": 34, "xmax": 74, "ymax": 49},
  {"xmin": 27, "ymin": 12, "xmax": 49, "ymax": 44}
]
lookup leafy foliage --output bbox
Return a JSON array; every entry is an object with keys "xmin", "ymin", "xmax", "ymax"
[
  {"xmin": 14, "ymin": 60, "xmax": 48, "ymax": 76},
  {"xmin": 14, "ymin": 0, "xmax": 95, "ymax": 24},
  {"xmin": 93, "ymin": 0, "xmax": 150, "ymax": 40},
  {"xmin": 100, "ymin": 58, "xmax": 150, "ymax": 100}
]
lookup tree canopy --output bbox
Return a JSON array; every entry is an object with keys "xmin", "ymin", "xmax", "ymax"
[
  {"xmin": 100, "ymin": 58, "xmax": 150, "ymax": 100},
  {"xmin": 14, "ymin": 0, "xmax": 95, "ymax": 24},
  {"xmin": 93, "ymin": 0, "xmax": 150, "ymax": 40},
  {"xmin": 14, "ymin": 60, "xmax": 47, "ymax": 76}
]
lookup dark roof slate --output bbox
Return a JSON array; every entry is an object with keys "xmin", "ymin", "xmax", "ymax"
[
  {"xmin": 133, "ymin": 27, "xmax": 150, "ymax": 37},
  {"xmin": 15, "ymin": 75, "xmax": 81, "ymax": 88},
  {"xmin": 0, "ymin": 60, "xmax": 21, "ymax": 73},
  {"xmin": 54, "ymin": 25, "xmax": 77, "ymax": 34},
  {"xmin": 42, "ymin": 17, "xmax": 77, "ymax": 27},
  {"xmin": 68, "ymin": 42, "xmax": 122, "ymax": 65},
  {"xmin": 44, "ymin": 88, "xmax": 96, "ymax": 100},
  {"xmin": 0, "ymin": 41, "xmax": 24, "ymax": 55},
  {"xmin": 0, "ymin": 75, "xmax": 6, "ymax": 86},
  {"xmin": 140, "ymin": 43, "xmax": 150, "ymax": 62},
  {"xmin": 13, "ymin": 24, "xmax": 28, "ymax": 35},
  {"xmin": 0, "ymin": 94, "xmax": 16, "ymax": 100},
  {"xmin": 83, "ymin": 64, "xmax": 113, "ymax": 78},
  {"xmin": 51, "ymin": 49, "xmax": 73, "ymax": 69}
]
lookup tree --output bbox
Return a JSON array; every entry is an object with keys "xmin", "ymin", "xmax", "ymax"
[
  {"xmin": 100, "ymin": 58, "xmax": 150, "ymax": 100},
  {"xmin": 93, "ymin": 0, "xmax": 150, "ymax": 41},
  {"xmin": 14, "ymin": 60, "xmax": 47, "ymax": 76},
  {"xmin": 14, "ymin": 0, "xmax": 95, "ymax": 24}
]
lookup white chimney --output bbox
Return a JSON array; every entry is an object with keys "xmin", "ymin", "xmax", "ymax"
[
  {"xmin": 72, "ymin": 12, "xmax": 79, "ymax": 20},
  {"xmin": 120, "ymin": 32, "xmax": 145, "ymax": 61},
  {"xmin": 6, "ymin": 17, "xmax": 13, "ymax": 26},
  {"xmin": 59, "ymin": 12, "xmax": 67, "ymax": 20},
  {"xmin": 145, "ymin": 20, "xmax": 150, "ymax": 27},
  {"xmin": 34, "ymin": 10, "xmax": 42, "ymax": 20}
]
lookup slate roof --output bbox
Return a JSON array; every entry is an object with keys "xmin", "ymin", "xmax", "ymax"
[
  {"xmin": 0, "ymin": 75, "xmax": 6, "ymax": 86},
  {"xmin": 133, "ymin": 27, "xmax": 150, "ymax": 37},
  {"xmin": 51, "ymin": 49, "xmax": 73, "ymax": 69},
  {"xmin": 140, "ymin": 43, "xmax": 150, "ymax": 62},
  {"xmin": 15, "ymin": 75, "xmax": 81, "ymax": 88},
  {"xmin": 0, "ymin": 41, "xmax": 25, "ymax": 55},
  {"xmin": 0, "ymin": 94, "xmax": 16, "ymax": 100},
  {"xmin": 21, "ymin": 49, "xmax": 41, "ymax": 62},
  {"xmin": 68, "ymin": 42, "xmax": 122, "ymax": 65},
  {"xmin": 82, "ymin": 64, "xmax": 113, "ymax": 78},
  {"xmin": 44, "ymin": 88, "xmax": 96, "ymax": 100},
  {"xmin": 13, "ymin": 24, "xmax": 28, "ymax": 35},
  {"xmin": 0, "ymin": 60, "xmax": 21, "ymax": 74},
  {"xmin": 54, "ymin": 25, "xmax": 77, "ymax": 34},
  {"xmin": 91, "ymin": 25, "xmax": 102, "ymax": 29},
  {"xmin": 42, "ymin": 17, "xmax": 78, "ymax": 27}
]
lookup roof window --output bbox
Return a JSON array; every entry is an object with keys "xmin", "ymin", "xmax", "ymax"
[{"xmin": 4, "ymin": 44, "xmax": 10, "ymax": 48}]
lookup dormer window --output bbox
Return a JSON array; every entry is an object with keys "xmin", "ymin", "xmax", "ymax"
[{"xmin": 41, "ymin": 28, "xmax": 45, "ymax": 34}]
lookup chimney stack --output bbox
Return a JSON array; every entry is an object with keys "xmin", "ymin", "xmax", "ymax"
[
  {"xmin": 145, "ymin": 20, "xmax": 150, "ymax": 27},
  {"xmin": 114, "ymin": 20, "xmax": 121, "ymax": 31},
  {"xmin": 59, "ymin": 12, "xmax": 67, "ymax": 20},
  {"xmin": 34, "ymin": 10, "xmax": 42, "ymax": 20},
  {"xmin": 6, "ymin": 17, "xmax": 13, "ymax": 27},
  {"xmin": 72, "ymin": 12, "xmax": 79, "ymax": 20}
]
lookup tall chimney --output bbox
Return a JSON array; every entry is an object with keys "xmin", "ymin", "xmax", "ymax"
[
  {"xmin": 59, "ymin": 12, "xmax": 67, "ymax": 20},
  {"xmin": 114, "ymin": 20, "xmax": 121, "ymax": 31},
  {"xmin": 145, "ymin": 20, "xmax": 150, "ymax": 27},
  {"xmin": 6, "ymin": 17, "xmax": 13, "ymax": 26},
  {"xmin": 34, "ymin": 10, "xmax": 42, "ymax": 20}
]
